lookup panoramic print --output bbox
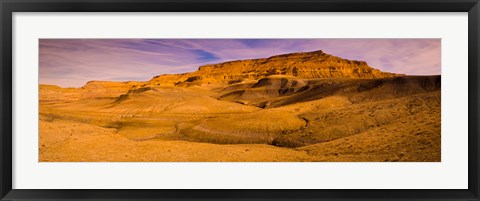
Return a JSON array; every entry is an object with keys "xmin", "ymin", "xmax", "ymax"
[{"xmin": 39, "ymin": 39, "xmax": 441, "ymax": 162}]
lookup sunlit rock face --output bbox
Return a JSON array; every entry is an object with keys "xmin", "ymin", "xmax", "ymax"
[{"xmin": 147, "ymin": 50, "xmax": 402, "ymax": 87}]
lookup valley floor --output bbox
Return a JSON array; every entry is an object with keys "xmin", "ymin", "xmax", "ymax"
[{"xmin": 39, "ymin": 76, "xmax": 441, "ymax": 162}]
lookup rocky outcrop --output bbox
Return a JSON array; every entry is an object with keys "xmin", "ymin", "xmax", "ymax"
[
  {"xmin": 76, "ymin": 50, "xmax": 402, "ymax": 92},
  {"xmin": 147, "ymin": 50, "xmax": 401, "ymax": 86}
]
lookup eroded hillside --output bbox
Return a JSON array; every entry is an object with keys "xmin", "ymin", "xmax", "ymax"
[{"xmin": 39, "ymin": 50, "xmax": 440, "ymax": 162}]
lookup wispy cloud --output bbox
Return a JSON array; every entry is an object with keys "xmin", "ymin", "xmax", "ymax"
[{"xmin": 40, "ymin": 39, "xmax": 441, "ymax": 87}]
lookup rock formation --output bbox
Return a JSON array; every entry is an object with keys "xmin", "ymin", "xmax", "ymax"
[{"xmin": 147, "ymin": 50, "xmax": 402, "ymax": 87}]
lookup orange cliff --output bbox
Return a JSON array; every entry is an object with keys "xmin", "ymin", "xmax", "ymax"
[
  {"xmin": 42, "ymin": 50, "xmax": 404, "ymax": 91},
  {"xmin": 146, "ymin": 50, "xmax": 402, "ymax": 87}
]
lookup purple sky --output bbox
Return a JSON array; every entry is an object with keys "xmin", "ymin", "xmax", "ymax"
[{"xmin": 40, "ymin": 39, "xmax": 441, "ymax": 87}]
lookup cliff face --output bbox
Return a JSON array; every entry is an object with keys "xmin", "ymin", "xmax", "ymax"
[{"xmin": 147, "ymin": 50, "xmax": 401, "ymax": 86}]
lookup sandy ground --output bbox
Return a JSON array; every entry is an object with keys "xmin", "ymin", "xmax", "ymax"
[{"xmin": 40, "ymin": 76, "xmax": 440, "ymax": 162}]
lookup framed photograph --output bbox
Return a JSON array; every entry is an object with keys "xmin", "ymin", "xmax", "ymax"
[{"xmin": 1, "ymin": 0, "xmax": 479, "ymax": 200}]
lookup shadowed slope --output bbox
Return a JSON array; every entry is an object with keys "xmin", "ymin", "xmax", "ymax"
[{"xmin": 217, "ymin": 75, "xmax": 440, "ymax": 108}]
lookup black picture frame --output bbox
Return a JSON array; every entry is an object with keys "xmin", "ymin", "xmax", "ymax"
[{"xmin": 1, "ymin": 0, "xmax": 479, "ymax": 200}]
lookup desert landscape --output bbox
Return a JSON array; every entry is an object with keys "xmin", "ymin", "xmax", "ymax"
[{"xmin": 40, "ymin": 42, "xmax": 441, "ymax": 162}]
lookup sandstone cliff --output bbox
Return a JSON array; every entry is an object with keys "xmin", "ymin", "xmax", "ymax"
[{"xmin": 147, "ymin": 50, "xmax": 401, "ymax": 86}]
